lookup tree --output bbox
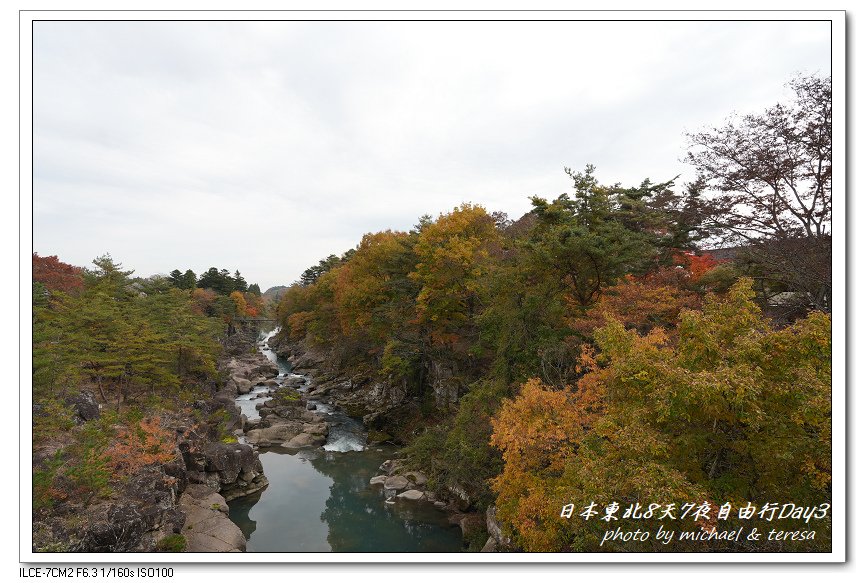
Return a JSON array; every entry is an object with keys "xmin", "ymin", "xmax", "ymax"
[
  {"xmin": 248, "ymin": 283, "xmax": 261, "ymax": 296},
  {"xmin": 411, "ymin": 203, "xmax": 501, "ymax": 340},
  {"xmin": 229, "ymin": 290, "xmax": 248, "ymax": 316},
  {"xmin": 181, "ymin": 269, "xmax": 197, "ymax": 290},
  {"xmin": 232, "ymin": 270, "xmax": 248, "ymax": 292},
  {"xmin": 168, "ymin": 269, "xmax": 184, "ymax": 288},
  {"xmin": 33, "ymin": 253, "xmax": 84, "ymax": 295},
  {"xmin": 685, "ymin": 74, "xmax": 831, "ymax": 311},
  {"xmin": 489, "ymin": 279, "xmax": 831, "ymax": 551},
  {"xmin": 299, "ymin": 254, "xmax": 342, "ymax": 287}
]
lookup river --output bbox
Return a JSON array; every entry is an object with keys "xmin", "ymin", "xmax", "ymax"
[{"xmin": 226, "ymin": 329, "xmax": 464, "ymax": 552}]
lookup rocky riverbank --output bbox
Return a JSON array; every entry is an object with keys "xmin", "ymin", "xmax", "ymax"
[
  {"xmin": 31, "ymin": 328, "xmax": 275, "ymax": 553},
  {"xmin": 264, "ymin": 332, "xmax": 509, "ymax": 551}
]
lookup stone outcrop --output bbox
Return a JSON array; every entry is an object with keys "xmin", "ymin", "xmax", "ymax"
[
  {"xmin": 179, "ymin": 484, "xmax": 246, "ymax": 552},
  {"xmin": 481, "ymin": 505, "xmax": 511, "ymax": 552},
  {"xmin": 72, "ymin": 463, "xmax": 186, "ymax": 552},
  {"xmin": 64, "ymin": 391, "xmax": 100, "ymax": 423}
]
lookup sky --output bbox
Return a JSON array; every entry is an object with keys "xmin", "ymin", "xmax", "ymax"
[{"xmin": 32, "ymin": 19, "xmax": 831, "ymax": 291}]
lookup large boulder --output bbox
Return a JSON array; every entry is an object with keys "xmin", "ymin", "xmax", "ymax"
[
  {"xmin": 179, "ymin": 485, "xmax": 246, "ymax": 552},
  {"xmin": 404, "ymin": 471, "xmax": 428, "ymax": 487},
  {"xmin": 232, "ymin": 377, "xmax": 253, "ymax": 395},
  {"xmin": 383, "ymin": 475, "xmax": 409, "ymax": 491},
  {"xmin": 245, "ymin": 422, "xmax": 304, "ymax": 446},
  {"xmin": 202, "ymin": 442, "xmax": 257, "ymax": 485},
  {"xmin": 302, "ymin": 422, "xmax": 328, "ymax": 436},
  {"xmin": 396, "ymin": 489, "xmax": 425, "ymax": 501},
  {"xmin": 283, "ymin": 432, "xmax": 326, "ymax": 448},
  {"xmin": 369, "ymin": 475, "xmax": 388, "ymax": 486}
]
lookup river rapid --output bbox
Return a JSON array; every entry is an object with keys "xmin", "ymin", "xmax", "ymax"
[{"xmin": 227, "ymin": 329, "xmax": 463, "ymax": 552}]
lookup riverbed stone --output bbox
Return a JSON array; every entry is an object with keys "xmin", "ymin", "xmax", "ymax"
[
  {"xmin": 379, "ymin": 459, "xmax": 401, "ymax": 475},
  {"xmin": 396, "ymin": 489, "xmax": 425, "ymax": 501},
  {"xmin": 369, "ymin": 475, "xmax": 388, "ymax": 486},
  {"xmin": 302, "ymin": 422, "xmax": 328, "ymax": 436},
  {"xmin": 283, "ymin": 432, "xmax": 326, "ymax": 448},
  {"xmin": 383, "ymin": 475, "xmax": 409, "ymax": 491},
  {"xmin": 233, "ymin": 377, "xmax": 253, "ymax": 395},
  {"xmin": 245, "ymin": 422, "xmax": 304, "ymax": 446}
]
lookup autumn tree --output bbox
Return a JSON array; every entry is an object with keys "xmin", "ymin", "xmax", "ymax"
[
  {"xmin": 411, "ymin": 204, "xmax": 501, "ymax": 343},
  {"xmin": 685, "ymin": 74, "xmax": 831, "ymax": 311},
  {"xmin": 490, "ymin": 278, "xmax": 831, "ymax": 551},
  {"xmin": 229, "ymin": 290, "xmax": 248, "ymax": 316},
  {"xmin": 33, "ymin": 253, "xmax": 84, "ymax": 295}
]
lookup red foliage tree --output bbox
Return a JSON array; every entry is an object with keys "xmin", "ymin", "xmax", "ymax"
[{"xmin": 33, "ymin": 253, "xmax": 84, "ymax": 294}]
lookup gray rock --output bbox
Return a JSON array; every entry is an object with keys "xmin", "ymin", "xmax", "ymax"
[
  {"xmin": 202, "ymin": 442, "xmax": 257, "ymax": 485},
  {"xmin": 245, "ymin": 422, "xmax": 303, "ymax": 446},
  {"xmin": 369, "ymin": 475, "xmax": 388, "ymax": 486},
  {"xmin": 302, "ymin": 422, "xmax": 328, "ymax": 436},
  {"xmin": 64, "ymin": 391, "xmax": 100, "ymax": 423},
  {"xmin": 486, "ymin": 505, "xmax": 510, "ymax": 547},
  {"xmin": 379, "ymin": 459, "xmax": 398, "ymax": 475},
  {"xmin": 396, "ymin": 489, "xmax": 425, "ymax": 501},
  {"xmin": 306, "ymin": 403, "xmax": 317, "ymax": 411},
  {"xmin": 179, "ymin": 485, "xmax": 246, "ymax": 552},
  {"xmin": 233, "ymin": 377, "xmax": 253, "ymax": 395},
  {"xmin": 283, "ymin": 432, "xmax": 326, "ymax": 448},
  {"xmin": 383, "ymin": 475, "xmax": 409, "ymax": 491},
  {"xmin": 481, "ymin": 536, "xmax": 497, "ymax": 552}
]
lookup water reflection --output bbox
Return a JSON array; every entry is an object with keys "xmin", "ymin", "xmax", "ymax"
[
  {"xmin": 228, "ymin": 447, "xmax": 462, "ymax": 552},
  {"xmin": 312, "ymin": 449, "xmax": 462, "ymax": 552}
]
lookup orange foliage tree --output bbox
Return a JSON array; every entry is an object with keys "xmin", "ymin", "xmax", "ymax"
[
  {"xmin": 490, "ymin": 279, "xmax": 831, "ymax": 551},
  {"xmin": 104, "ymin": 417, "xmax": 177, "ymax": 477}
]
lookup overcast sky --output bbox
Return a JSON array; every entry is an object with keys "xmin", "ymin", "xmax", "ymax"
[{"xmin": 33, "ymin": 20, "xmax": 830, "ymax": 291}]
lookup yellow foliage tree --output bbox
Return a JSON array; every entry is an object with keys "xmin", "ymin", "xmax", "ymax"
[{"xmin": 490, "ymin": 279, "xmax": 831, "ymax": 551}]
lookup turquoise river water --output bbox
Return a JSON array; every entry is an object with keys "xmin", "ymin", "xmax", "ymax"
[{"xmin": 226, "ymin": 330, "xmax": 463, "ymax": 553}]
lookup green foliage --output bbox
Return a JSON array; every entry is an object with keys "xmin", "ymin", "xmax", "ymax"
[
  {"xmin": 34, "ymin": 276, "xmax": 221, "ymax": 412},
  {"xmin": 33, "ymin": 452, "xmax": 65, "ymax": 510},
  {"xmin": 196, "ymin": 267, "xmax": 251, "ymax": 295},
  {"xmin": 155, "ymin": 534, "xmax": 187, "ymax": 552},
  {"xmin": 64, "ymin": 418, "xmax": 114, "ymax": 502},
  {"xmin": 405, "ymin": 379, "xmax": 510, "ymax": 506},
  {"xmin": 528, "ymin": 165, "xmax": 677, "ymax": 307}
]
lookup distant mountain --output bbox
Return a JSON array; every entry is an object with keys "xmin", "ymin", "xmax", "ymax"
[{"xmin": 262, "ymin": 285, "xmax": 289, "ymax": 303}]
